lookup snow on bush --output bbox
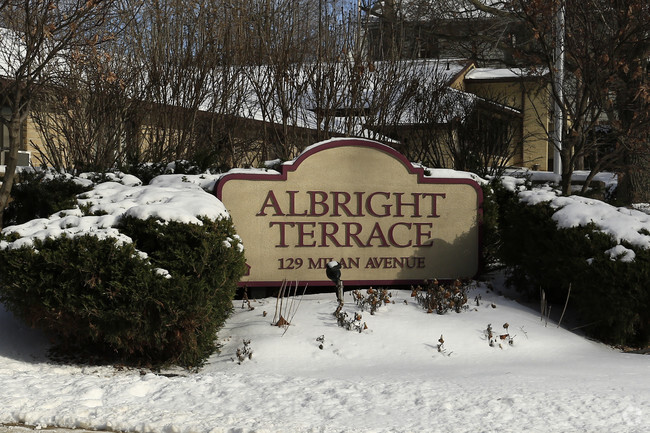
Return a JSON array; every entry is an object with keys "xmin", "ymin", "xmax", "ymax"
[
  {"xmin": 0, "ymin": 174, "xmax": 247, "ymax": 367},
  {"xmin": 494, "ymin": 180, "xmax": 650, "ymax": 346},
  {"xmin": 1, "ymin": 177, "xmax": 230, "ymax": 251},
  {"xmin": 516, "ymin": 185, "xmax": 650, "ymax": 257}
]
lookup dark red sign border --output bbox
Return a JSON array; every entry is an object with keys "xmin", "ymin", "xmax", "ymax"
[{"xmin": 214, "ymin": 138, "xmax": 484, "ymax": 287}]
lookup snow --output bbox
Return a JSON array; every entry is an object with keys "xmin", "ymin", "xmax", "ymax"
[
  {"xmin": 502, "ymin": 168, "xmax": 618, "ymax": 188},
  {"xmin": 1, "ymin": 178, "xmax": 229, "ymax": 251},
  {"xmin": 0, "ymin": 285, "xmax": 648, "ymax": 433},
  {"xmin": 148, "ymin": 173, "xmax": 225, "ymax": 191},
  {"xmin": 295, "ymin": 137, "xmax": 397, "ymax": 161},
  {"xmin": 421, "ymin": 166, "xmax": 486, "ymax": 184},
  {"xmin": 517, "ymin": 185, "xmax": 650, "ymax": 251},
  {"xmin": 465, "ymin": 67, "xmax": 548, "ymax": 81},
  {"xmin": 605, "ymin": 244, "xmax": 636, "ymax": 262},
  {"xmin": 0, "ymin": 169, "xmax": 649, "ymax": 432},
  {"xmin": 495, "ymin": 170, "xmax": 648, "ymax": 258}
]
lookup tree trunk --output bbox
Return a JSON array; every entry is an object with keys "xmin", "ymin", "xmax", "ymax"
[
  {"xmin": 560, "ymin": 146, "xmax": 573, "ymax": 196},
  {"xmin": 0, "ymin": 115, "xmax": 23, "ymax": 230},
  {"xmin": 618, "ymin": 150, "xmax": 650, "ymax": 204}
]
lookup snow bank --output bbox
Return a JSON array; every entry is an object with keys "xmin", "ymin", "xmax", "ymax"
[{"xmin": 0, "ymin": 287, "xmax": 647, "ymax": 433}]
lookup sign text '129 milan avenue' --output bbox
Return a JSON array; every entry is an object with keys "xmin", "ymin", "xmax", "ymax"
[{"xmin": 215, "ymin": 139, "xmax": 483, "ymax": 286}]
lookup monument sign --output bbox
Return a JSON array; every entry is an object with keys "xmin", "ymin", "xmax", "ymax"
[{"xmin": 215, "ymin": 139, "xmax": 483, "ymax": 286}]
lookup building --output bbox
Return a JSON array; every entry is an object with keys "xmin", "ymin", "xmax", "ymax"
[{"xmin": 3, "ymin": 58, "xmax": 552, "ymax": 174}]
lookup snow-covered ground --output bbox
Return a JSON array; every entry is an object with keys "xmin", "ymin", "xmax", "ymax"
[
  {"xmin": 0, "ymin": 281, "xmax": 648, "ymax": 433},
  {"xmin": 0, "ymin": 166, "xmax": 648, "ymax": 433}
]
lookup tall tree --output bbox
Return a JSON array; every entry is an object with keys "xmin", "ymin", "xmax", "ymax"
[
  {"xmin": 462, "ymin": 0, "xmax": 650, "ymax": 197},
  {"xmin": 29, "ymin": 2, "xmax": 139, "ymax": 172},
  {"xmin": 126, "ymin": 0, "xmax": 218, "ymax": 164},
  {"xmin": 0, "ymin": 0, "xmax": 119, "ymax": 228},
  {"xmin": 366, "ymin": 1, "xmax": 649, "ymax": 199}
]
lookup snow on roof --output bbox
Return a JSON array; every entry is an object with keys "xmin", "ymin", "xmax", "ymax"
[
  {"xmin": 3, "ymin": 20, "xmax": 473, "ymax": 141},
  {"xmin": 203, "ymin": 59, "xmax": 472, "ymax": 138},
  {"xmin": 368, "ymin": 0, "xmax": 508, "ymax": 21},
  {"xmin": 0, "ymin": 26, "xmax": 69, "ymax": 81},
  {"xmin": 389, "ymin": 84, "xmax": 522, "ymax": 127},
  {"xmin": 465, "ymin": 67, "xmax": 548, "ymax": 81},
  {"xmin": 0, "ymin": 27, "xmax": 25, "ymax": 78},
  {"xmin": 390, "ymin": 86, "xmax": 478, "ymax": 125}
]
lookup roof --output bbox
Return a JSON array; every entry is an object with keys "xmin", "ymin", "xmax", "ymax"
[
  {"xmin": 366, "ymin": 0, "xmax": 509, "ymax": 21},
  {"xmin": 201, "ymin": 59, "xmax": 475, "ymax": 137},
  {"xmin": 465, "ymin": 67, "xmax": 549, "ymax": 82}
]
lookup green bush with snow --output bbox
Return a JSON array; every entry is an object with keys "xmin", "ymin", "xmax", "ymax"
[
  {"xmin": 495, "ymin": 183, "xmax": 650, "ymax": 347},
  {"xmin": 121, "ymin": 160, "xmax": 208, "ymax": 186},
  {"xmin": 2, "ymin": 171, "xmax": 92, "ymax": 226},
  {"xmin": 0, "ymin": 176, "xmax": 246, "ymax": 368}
]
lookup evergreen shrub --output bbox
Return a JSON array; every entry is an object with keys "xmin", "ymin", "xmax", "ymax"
[
  {"xmin": 495, "ymin": 186, "xmax": 649, "ymax": 347},
  {"xmin": 117, "ymin": 215, "xmax": 247, "ymax": 351},
  {"xmin": 122, "ymin": 161, "xmax": 205, "ymax": 185},
  {"xmin": 0, "ymin": 216, "xmax": 246, "ymax": 368},
  {"xmin": 3, "ymin": 171, "xmax": 90, "ymax": 226},
  {"xmin": 479, "ymin": 182, "xmax": 501, "ymax": 272}
]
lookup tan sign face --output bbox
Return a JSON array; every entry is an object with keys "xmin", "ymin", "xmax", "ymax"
[{"xmin": 215, "ymin": 139, "xmax": 482, "ymax": 286}]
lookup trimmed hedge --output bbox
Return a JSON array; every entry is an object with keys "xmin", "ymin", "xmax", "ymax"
[
  {"xmin": 117, "ymin": 215, "xmax": 247, "ymax": 353},
  {"xmin": 495, "ymin": 184, "xmax": 649, "ymax": 347},
  {"xmin": 0, "ymin": 216, "xmax": 246, "ymax": 368}
]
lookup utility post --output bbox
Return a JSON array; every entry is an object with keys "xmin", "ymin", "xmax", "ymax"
[{"xmin": 553, "ymin": 0, "xmax": 565, "ymax": 177}]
